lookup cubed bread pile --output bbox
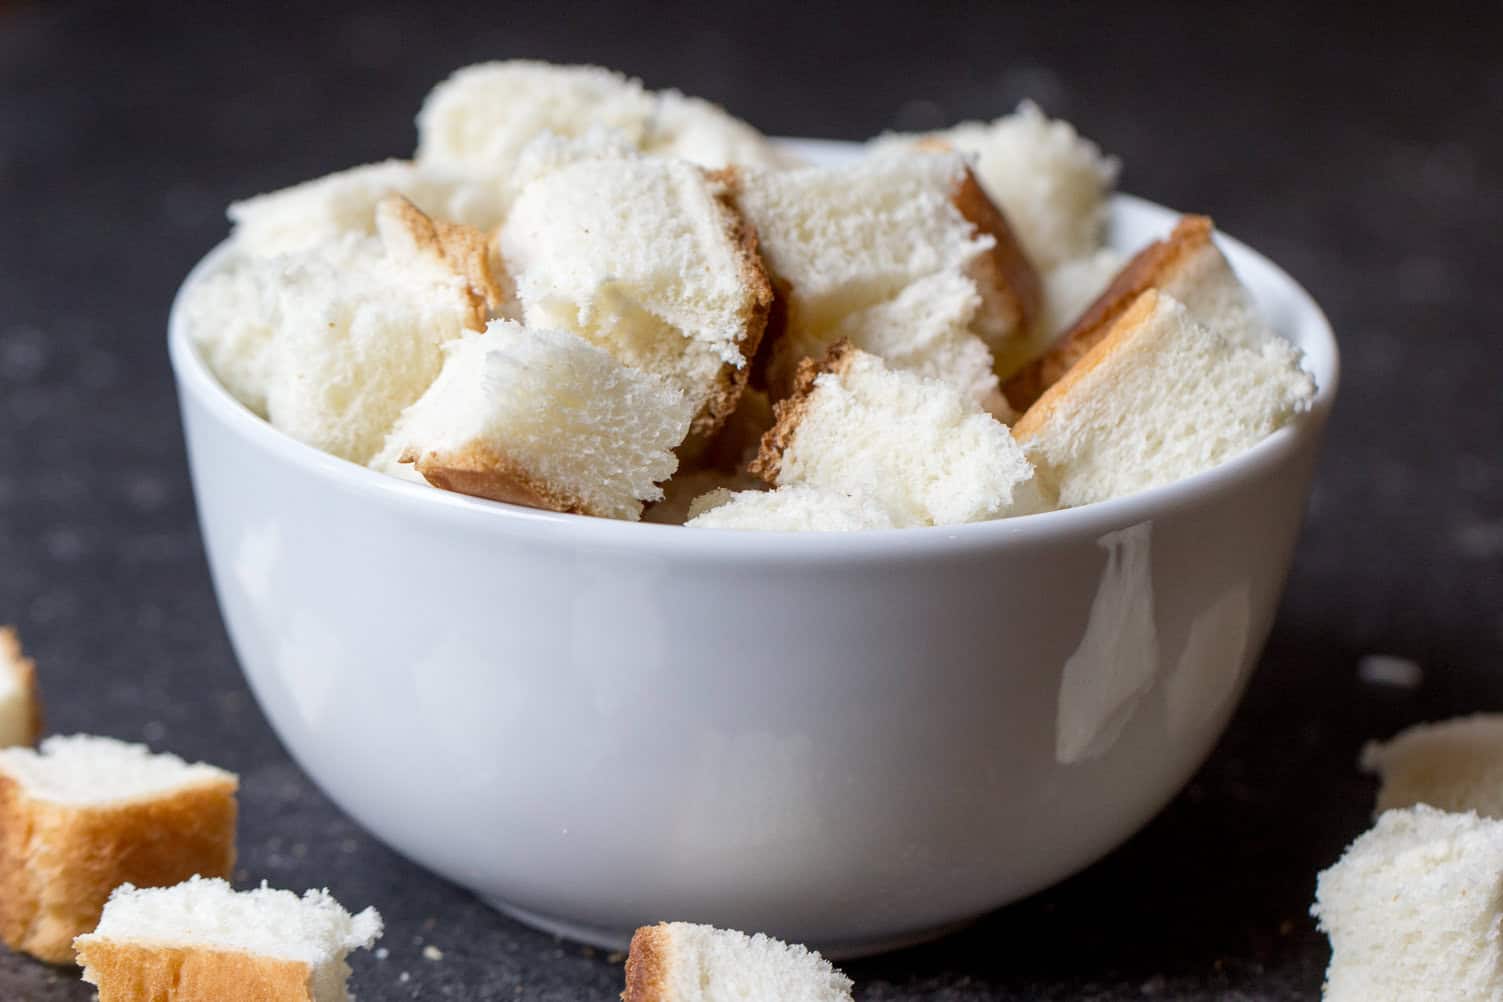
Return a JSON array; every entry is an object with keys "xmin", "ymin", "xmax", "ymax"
[{"xmin": 185, "ymin": 60, "xmax": 1317, "ymax": 530}]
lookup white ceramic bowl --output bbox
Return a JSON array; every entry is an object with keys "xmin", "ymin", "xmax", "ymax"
[{"xmin": 170, "ymin": 140, "xmax": 1337, "ymax": 958}]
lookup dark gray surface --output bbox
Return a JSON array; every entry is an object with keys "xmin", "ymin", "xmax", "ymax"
[{"xmin": 1, "ymin": 2, "xmax": 1499, "ymax": 998}]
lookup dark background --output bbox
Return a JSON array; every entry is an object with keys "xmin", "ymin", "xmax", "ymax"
[{"xmin": 2, "ymin": 2, "xmax": 1500, "ymax": 999}]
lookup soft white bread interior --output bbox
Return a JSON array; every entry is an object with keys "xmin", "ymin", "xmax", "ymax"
[
  {"xmin": 623, "ymin": 921, "xmax": 853, "ymax": 1002},
  {"xmin": 736, "ymin": 153, "xmax": 1040, "ymax": 391},
  {"xmin": 1006, "ymin": 215, "xmax": 1267, "ymax": 410},
  {"xmin": 751, "ymin": 343, "xmax": 1047, "ymax": 526},
  {"xmin": 374, "ymin": 321, "xmax": 694, "ymax": 521},
  {"xmin": 253, "ymin": 196, "xmax": 500, "ymax": 463},
  {"xmin": 874, "ymin": 101, "xmax": 1117, "ymax": 272},
  {"xmin": 1362, "ymin": 715, "xmax": 1503, "ymax": 818},
  {"xmin": 178, "ymin": 256, "xmax": 284, "ymax": 416},
  {"xmin": 416, "ymin": 61, "xmax": 786, "ymax": 174},
  {"xmin": 1012, "ymin": 290, "xmax": 1313, "ymax": 508},
  {"xmin": 686, "ymin": 484, "xmax": 896, "ymax": 532},
  {"xmin": 416, "ymin": 61, "xmax": 657, "ymax": 173},
  {"xmin": 0, "ymin": 627, "xmax": 41, "ymax": 749},
  {"xmin": 0, "ymin": 735, "xmax": 239, "ymax": 964},
  {"xmin": 1312, "ymin": 805, "xmax": 1503, "ymax": 1002},
  {"xmin": 76, "ymin": 877, "xmax": 381, "ymax": 1002},
  {"xmin": 1039, "ymin": 247, "xmax": 1124, "ymax": 344},
  {"xmin": 642, "ymin": 467, "xmax": 763, "ymax": 525},
  {"xmin": 228, "ymin": 159, "xmax": 505, "ymax": 259},
  {"xmin": 497, "ymin": 157, "xmax": 772, "ymax": 437}
]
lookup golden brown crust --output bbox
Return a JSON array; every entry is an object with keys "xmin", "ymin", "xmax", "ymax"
[
  {"xmin": 77, "ymin": 940, "xmax": 313, "ymax": 1002},
  {"xmin": 748, "ymin": 339, "xmax": 860, "ymax": 484},
  {"xmin": 622, "ymin": 923, "xmax": 674, "ymax": 1002},
  {"xmin": 0, "ymin": 771, "xmax": 238, "ymax": 965},
  {"xmin": 1005, "ymin": 215, "xmax": 1214, "ymax": 410},
  {"xmin": 950, "ymin": 165, "xmax": 1044, "ymax": 372},
  {"xmin": 409, "ymin": 441, "xmax": 599, "ymax": 517},
  {"xmin": 1013, "ymin": 289, "xmax": 1161, "ymax": 442},
  {"xmin": 378, "ymin": 195, "xmax": 507, "ymax": 331},
  {"xmin": 690, "ymin": 168, "xmax": 775, "ymax": 444},
  {"xmin": 0, "ymin": 626, "xmax": 42, "ymax": 746}
]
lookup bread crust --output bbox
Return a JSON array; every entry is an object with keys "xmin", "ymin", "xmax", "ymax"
[
  {"xmin": 0, "ymin": 772, "xmax": 238, "ymax": 964},
  {"xmin": 378, "ymin": 195, "xmax": 506, "ymax": 331},
  {"xmin": 1005, "ymin": 215, "xmax": 1214, "ymax": 410},
  {"xmin": 622, "ymin": 923, "xmax": 674, "ymax": 1002},
  {"xmin": 692, "ymin": 168, "xmax": 775, "ymax": 443},
  {"xmin": 950, "ymin": 165, "xmax": 1044, "ymax": 372},
  {"xmin": 407, "ymin": 441, "xmax": 599, "ymax": 517},
  {"xmin": 1012, "ymin": 289, "xmax": 1161, "ymax": 442},
  {"xmin": 749, "ymin": 339, "xmax": 860, "ymax": 484},
  {"xmin": 0, "ymin": 627, "xmax": 42, "ymax": 747},
  {"xmin": 77, "ymin": 940, "xmax": 313, "ymax": 1002}
]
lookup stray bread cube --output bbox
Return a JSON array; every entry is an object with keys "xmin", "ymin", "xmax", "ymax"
[
  {"xmin": 498, "ymin": 157, "xmax": 773, "ymax": 438},
  {"xmin": 624, "ymin": 921, "xmax": 853, "ymax": 1002},
  {"xmin": 750, "ymin": 343, "xmax": 1046, "ymax": 526},
  {"xmin": 0, "ymin": 627, "xmax": 41, "ymax": 748},
  {"xmin": 76, "ymin": 876, "xmax": 381, "ymax": 1002},
  {"xmin": 227, "ymin": 159, "xmax": 506, "ymax": 259},
  {"xmin": 737, "ymin": 153, "xmax": 1041, "ymax": 391},
  {"xmin": 1362, "ymin": 715, "xmax": 1503, "ymax": 818},
  {"xmin": 686, "ymin": 484, "xmax": 896, "ymax": 532},
  {"xmin": 0, "ymin": 736, "xmax": 238, "ymax": 964},
  {"xmin": 374, "ymin": 321, "xmax": 695, "ymax": 521},
  {"xmin": 1012, "ymin": 290, "xmax": 1313, "ymax": 508},
  {"xmin": 1312, "ymin": 806, "xmax": 1503, "ymax": 1002},
  {"xmin": 1007, "ymin": 215, "xmax": 1266, "ymax": 409},
  {"xmin": 873, "ymin": 101, "xmax": 1118, "ymax": 272}
]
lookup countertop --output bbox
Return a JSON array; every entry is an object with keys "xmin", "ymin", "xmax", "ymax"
[{"xmin": 1, "ymin": 2, "xmax": 1499, "ymax": 998}]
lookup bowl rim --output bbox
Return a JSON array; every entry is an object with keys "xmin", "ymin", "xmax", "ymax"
[{"xmin": 169, "ymin": 141, "xmax": 1339, "ymax": 560}]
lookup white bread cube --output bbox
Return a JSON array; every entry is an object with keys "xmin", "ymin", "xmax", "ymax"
[
  {"xmin": 1040, "ymin": 248, "xmax": 1124, "ymax": 341},
  {"xmin": 497, "ymin": 157, "xmax": 773, "ymax": 437},
  {"xmin": 76, "ymin": 877, "xmax": 381, "ymax": 1002},
  {"xmin": 1007, "ymin": 215, "xmax": 1267, "ymax": 409},
  {"xmin": 649, "ymin": 90, "xmax": 794, "ymax": 170},
  {"xmin": 0, "ymin": 736, "xmax": 238, "ymax": 964},
  {"xmin": 624, "ymin": 921, "xmax": 853, "ymax": 1002},
  {"xmin": 751, "ymin": 343, "xmax": 1047, "ymax": 526},
  {"xmin": 262, "ymin": 196, "xmax": 502, "ymax": 463},
  {"xmin": 874, "ymin": 101, "xmax": 1118, "ymax": 272},
  {"xmin": 1312, "ymin": 806, "xmax": 1503, "ymax": 1002},
  {"xmin": 828, "ymin": 271, "xmax": 1011, "ymax": 419},
  {"xmin": 177, "ymin": 256, "xmax": 284, "ymax": 416},
  {"xmin": 228, "ymin": 159, "xmax": 505, "ymax": 259},
  {"xmin": 0, "ymin": 627, "xmax": 41, "ymax": 749},
  {"xmin": 736, "ymin": 153, "xmax": 1041, "ymax": 390},
  {"xmin": 1012, "ymin": 290, "xmax": 1313, "ymax": 508},
  {"xmin": 415, "ymin": 61, "xmax": 657, "ymax": 174},
  {"xmin": 686, "ymin": 484, "xmax": 896, "ymax": 532},
  {"xmin": 374, "ymin": 321, "xmax": 694, "ymax": 521},
  {"xmin": 1362, "ymin": 715, "xmax": 1503, "ymax": 818}
]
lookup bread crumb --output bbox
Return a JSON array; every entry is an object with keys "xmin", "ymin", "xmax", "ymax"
[
  {"xmin": 376, "ymin": 947, "xmax": 390, "ymax": 960},
  {"xmin": 606, "ymin": 950, "xmax": 626, "ymax": 964},
  {"xmin": 422, "ymin": 945, "xmax": 444, "ymax": 961},
  {"xmin": 1357, "ymin": 654, "xmax": 1423, "ymax": 689}
]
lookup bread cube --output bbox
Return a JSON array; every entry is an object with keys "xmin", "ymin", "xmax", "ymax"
[
  {"xmin": 0, "ymin": 627, "xmax": 40, "ymax": 749},
  {"xmin": 624, "ymin": 922, "xmax": 852, "ymax": 1002},
  {"xmin": 1363, "ymin": 715, "xmax": 1503, "ymax": 818}
]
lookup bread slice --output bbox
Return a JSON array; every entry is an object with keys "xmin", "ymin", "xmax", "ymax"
[
  {"xmin": 750, "ymin": 342, "xmax": 1047, "ymax": 526},
  {"xmin": 736, "ymin": 152, "xmax": 1041, "ymax": 392},
  {"xmin": 686, "ymin": 484, "xmax": 896, "ymax": 532},
  {"xmin": 624, "ymin": 922, "xmax": 853, "ymax": 1002},
  {"xmin": 228, "ymin": 159, "xmax": 506, "ymax": 259},
  {"xmin": 1012, "ymin": 290, "xmax": 1313, "ymax": 508},
  {"xmin": 497, "ymin": 158, "xmax": 773, "ymax": 438},
  {"xmin": 373, "ymin": 321, "xmax": 695, "ymax": 521},
  {"xmin": 0, "ymin": 627, "xmax": 41, "ymax": 748},
  {"xmin": 416, "ymin": 61, "xmax": 788, "ymax": 175},
  {"xmin": 1312, "ymin": 805, "xmax": 1503, "ymax": 1001},
  {"xmin": 260, "ymin": 195, "xmax": 502, "ymax": 463},
  {"xmin": 0, "ymin": 736, "xmax": 238, "ymax": 964},
  {"xmin": 1361, "ymin": 715, "xmax": 1503, "ymax": 818},
  {"xmin": 1006, "ymin": 215, "xmax": 1266, "ymax": 409},
  {"xmin": 415, "ymin": 61, "xmax": 657, "ymax": 174},
  {"xmin": 76, "ymin": 877, "xmax": 381, "ymax": 1002},
  {"xmin": 872, "ymin": 101, "xmax": 1118, "ymax": 272}
]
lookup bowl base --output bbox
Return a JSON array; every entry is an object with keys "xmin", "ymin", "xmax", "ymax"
[{"xmin": 480, "ymin": 895, "xmax": 976, "ymax": 960}]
